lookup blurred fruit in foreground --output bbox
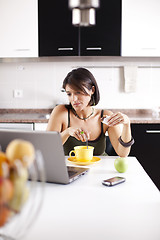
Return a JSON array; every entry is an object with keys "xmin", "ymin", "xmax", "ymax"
[
  {"xmin": 10, "ymin": 161, "xmax": 28, "ymax": 182},
  {"xmin": 0, "ymin": 139, "xmax": 36, "ymax": 228},
  {"xmin": 6, "ymin": 139, "xmax": 35, "ymax": 167},
  {"xmin": 8, "ymin": 184, "xmax": 29, "ymax": 213},
  {"xmin": 8, "ymin": 166, "xmax": 29, "ymax": 212},
  {"xmin": 0, "ymin": 178, "xmax": 13, "ymax": 204},
  {"xmin": 0, "ymin": 205, "xmax": 12, "ymax": 227},
  {"xmin": 0, "ymin": 152, "xmax": 10, "ymax": 178}
]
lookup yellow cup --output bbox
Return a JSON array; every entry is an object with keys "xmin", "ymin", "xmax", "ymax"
[{"xmin": 69, "ymin": 146, "xmax": 94, "ymax": 162}]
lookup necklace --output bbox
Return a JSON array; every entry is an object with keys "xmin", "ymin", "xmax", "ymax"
[{"xmin": 72, "ymin": 107, "xmax": 94, "ymax": 120}]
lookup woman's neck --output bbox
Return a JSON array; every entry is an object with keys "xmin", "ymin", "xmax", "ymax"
[{"xmin": 72, "ymin": 107, "xmax": 94, "ymax": 120}]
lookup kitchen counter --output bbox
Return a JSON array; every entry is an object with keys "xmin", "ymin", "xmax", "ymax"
[
  {"xmin": 0, "ymin": 108, "xmax": 160, "ymax": 124},
  {"xmin": 118, "ymin": 109, "xmax": 160, "ymax": 124},
  {"xmin": 22, "ymin": 156, "xmax": 160, "ymax": 240},
  {"xmin": 0, "ymin": 109, "xmax": 52, "ymax": 123}
]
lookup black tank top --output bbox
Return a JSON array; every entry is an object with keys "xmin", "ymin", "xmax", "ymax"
[{"xmin": 63, "ymin": 109, "xmax": 106, "ymax": 156}]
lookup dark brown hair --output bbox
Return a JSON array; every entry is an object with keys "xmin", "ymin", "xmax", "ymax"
[{"xmin": 62, "ymin": 68, "xmax": 100, "ymax": 106}]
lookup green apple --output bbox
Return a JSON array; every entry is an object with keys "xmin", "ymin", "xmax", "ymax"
[{"xmin": 114, "ymin": 157, "xmax": 128, "ymax": 173}]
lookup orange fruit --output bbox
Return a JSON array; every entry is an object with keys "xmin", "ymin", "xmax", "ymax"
[
  {"xmin": 0, "ymin": 178, "xmax": 14, "ymax": 204},
  {"xmin": 0, "ymin": 204, "xmax": 11, "ymax": 227},
  {"xmin": 0, "ymin": 152, "xmax": 9, "ymax": 178},
  {"xmin": 0, "ymin": 152, "xmax": 8, "ymax": 162}
]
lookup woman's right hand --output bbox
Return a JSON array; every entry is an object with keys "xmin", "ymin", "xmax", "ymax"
[{"xmin": 68, "ymin": 127, "xmax": 90, "ymax": 142}]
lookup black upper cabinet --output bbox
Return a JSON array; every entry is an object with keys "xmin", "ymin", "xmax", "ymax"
[
  {"xmin": 38, "ymin": 0, "xmax": 121, "ymax": 56},
  {"xmin": 80, "ymin": 0, "xmax": 121, "ymax": 56},
  {"xmin": 38, "ymin": 0, "xmax": 79, "ymax": 56}
]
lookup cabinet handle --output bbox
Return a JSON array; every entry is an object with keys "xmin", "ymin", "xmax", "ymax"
[
  {"xmin": 141, "ymin": 48, "xmax": 156, "ymax": 50},
  {"xmin": 86, "ymin": 47, "xmax": 102, "ymax": 50},
  {"xmin": 58, "ymin": 48, "xmax": 73, "ymax": 51},
  {"xmin": 14, "ymin": 49, "xmax": 30, "ymax": 51},
  {"xmin": 146, "ymin": 130, "xmax": 160, "ymax": 133}
]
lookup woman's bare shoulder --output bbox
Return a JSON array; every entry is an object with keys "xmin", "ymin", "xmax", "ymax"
[
  {"xmin": 55, "ymin": 104, "xmax": 67, "ymax": 110},
  {"xmin": 103, "ymin": 109, "xmax": 113, "ymax": 116},
  {"xmin": 52, "ymin": 104, "xmax": 67, "ymax": 113},
  {"xmin": 50, "ymin": 104, "xmax": 68, "ymax": 118},
  {"xmin": 47, "ymin": 105, "xmax": 69, "ymax": 131}
]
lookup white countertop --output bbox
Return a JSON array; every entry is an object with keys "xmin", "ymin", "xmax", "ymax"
[{"xmin": 23, "ymin": 156, "xmax": 160, "ymax": 240}]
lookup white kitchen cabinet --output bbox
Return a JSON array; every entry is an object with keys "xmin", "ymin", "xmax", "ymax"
[
  {"xmin": 122, "ymin": 0, "xmax": 160, "ymax": 56},
  {"xmin": 0, "ymin": 123, "xmax": 48, "ymax": 131},
  {"xmin": 0, "ymin": 0, "xmax": 38, "ymax": 58},
  {"xmin": 34, "ymin": 123, "xmax": 48, "ymax": 131},
  {"xmin": 0, "ymin": 123, "xmax": 34, "ymax": 130}
]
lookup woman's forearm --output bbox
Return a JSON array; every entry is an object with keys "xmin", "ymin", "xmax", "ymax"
[
  {"xmin": 117, "ymin": 123, "xmax": 132, "ymax": 157},
  {"xmin": 121, "ymin": 122, "xmax": 132, "ymax": 143},
  {"xmin": 60, "ymin": 128, "xmax": 70, "ymax": 144}
]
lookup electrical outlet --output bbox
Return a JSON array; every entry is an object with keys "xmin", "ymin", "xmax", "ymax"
[{"xmin": 13, "ymin": 89, "xmax": 23, "ymax": 98}]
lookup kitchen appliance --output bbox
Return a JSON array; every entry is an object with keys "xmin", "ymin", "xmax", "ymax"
[{"xmin": 68, "ymin": 0, "xmax": 100, "ymax": 26}]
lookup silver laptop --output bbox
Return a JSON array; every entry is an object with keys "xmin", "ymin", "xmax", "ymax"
[{"xmin": 0, "ymin": 129, "xmax": 89, "ymax": 184}]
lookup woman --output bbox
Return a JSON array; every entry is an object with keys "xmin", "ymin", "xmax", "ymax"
[{"xmin": 47, "ymin": 68, "xmax": 134, "ymax": 157}]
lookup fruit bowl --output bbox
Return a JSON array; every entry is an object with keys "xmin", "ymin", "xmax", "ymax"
[{"xmin": 0, "ymin": 140, "xmax": 46, "ymax": 240}]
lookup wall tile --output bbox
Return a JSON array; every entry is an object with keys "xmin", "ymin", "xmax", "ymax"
[{"xmin": 0, "ymin": 60, "xmax": 160, "ymax": 109}]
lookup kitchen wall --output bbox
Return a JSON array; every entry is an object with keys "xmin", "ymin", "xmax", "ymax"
[{"xmin": 0, "ymin": 57, "xmax": 160, "ymax": 110}]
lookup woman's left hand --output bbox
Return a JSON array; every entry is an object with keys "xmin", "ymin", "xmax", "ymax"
[{"xmin": 105, "ymin": 112, "xmax": 130, "ymax": 126}]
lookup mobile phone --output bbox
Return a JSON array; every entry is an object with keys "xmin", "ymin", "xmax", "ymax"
[{"xmin": 102, "ymin": 177, "xmax": 126, "ymax": 187}]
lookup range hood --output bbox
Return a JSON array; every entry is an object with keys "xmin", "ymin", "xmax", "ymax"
[{"xmin": 68, "ymin": 0, "xmax": 100, "ymax": 26}]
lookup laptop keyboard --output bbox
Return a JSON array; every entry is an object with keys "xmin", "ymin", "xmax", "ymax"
[
  {"xmin": 68, "ymin": 170, "xmax": 77, "ymax": 177},
  {"xmin": 67, "ymin": 166, "xmax": 78, "ymax": 177}
]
